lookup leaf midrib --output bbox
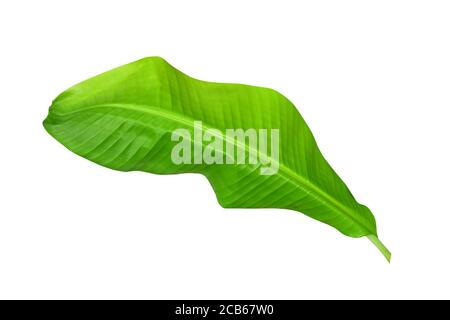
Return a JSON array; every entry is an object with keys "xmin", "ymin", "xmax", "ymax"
[{"xmin": 50, "ymin": 102, "xmax": 373, "ymax": 235}]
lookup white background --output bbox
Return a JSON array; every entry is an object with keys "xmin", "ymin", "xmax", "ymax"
[{"xmin": 1, "ymin": 0, "xmax": 449, "ymax": 299}]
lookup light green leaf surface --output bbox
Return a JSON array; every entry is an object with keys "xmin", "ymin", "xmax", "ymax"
[{"xmin": 43, "ymin": 57, "xmax": 390, "ymax": 261}]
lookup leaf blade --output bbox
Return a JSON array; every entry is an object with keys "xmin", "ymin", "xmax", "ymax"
[{"xmin": 43, "ymin": 57, "xmax": 389, "ymax": 260}]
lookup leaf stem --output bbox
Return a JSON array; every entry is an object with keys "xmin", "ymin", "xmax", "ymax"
[{"xmin": 367, "ymin": 235, "xmax": 391, "ymax": 262}]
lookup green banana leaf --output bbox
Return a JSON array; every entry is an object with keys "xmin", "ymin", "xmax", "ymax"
[{"xmin": 43, "ymin": 57, "xmax": 390, "ymax": 261}]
